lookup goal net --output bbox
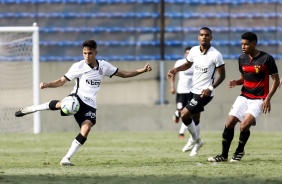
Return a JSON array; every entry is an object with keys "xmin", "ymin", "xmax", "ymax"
[{"xmin": 0, "ymin": 26, "xmax": 40, "ymax": 134}]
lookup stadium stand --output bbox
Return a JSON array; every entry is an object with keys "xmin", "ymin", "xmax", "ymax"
[{"xmin": 0, "ymin": 0, "xmax": 281, "ymax": 61}]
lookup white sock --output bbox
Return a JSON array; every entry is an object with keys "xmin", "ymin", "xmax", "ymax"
[
  {"xmin": 179, "ymin": 123, "xmax": 187, "ymax": 134},
  {"xmin": 196, "ymin": 123, "xmax": 201, "ymax": 138},
  {"xmin": 64, "ymin": 139, "xmax": 82, "ymax": 159},
  {"xmin": 186, "ymin": 122, "xmax": 198, "ymax": 140},
  {"xmin": 31, "ymin": 102, "xmax": 50, "ymax": 112},
  {"xmin": 174, "ymin": 110, "xmax": 180, "ymax": 117}
]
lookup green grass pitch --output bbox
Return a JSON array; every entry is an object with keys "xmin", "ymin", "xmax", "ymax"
[{"xmin": 0, "ymin": 131, "xmax": 281, "ymax": 184}]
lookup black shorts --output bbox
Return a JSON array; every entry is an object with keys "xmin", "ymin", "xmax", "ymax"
[
  {"xmin": 176, "ymin": 93, "xmax": 191, "ymax": 110},
  {"xmin": 185, "ymin": 92, "xmax": 213, "ymax": 114},
  {"xmin": 61, "ymin": 94, "xmax": 96, "ymax": 127}
]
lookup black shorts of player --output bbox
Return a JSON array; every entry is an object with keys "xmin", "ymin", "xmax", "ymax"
[
  {"xmin": 176, "ymin": 93, "xmax": 191, "ymax": 110},
  {"xmin": 185, "ymin": 92, "xmax": 213, "ymax": 114},
  {"xmin": 61, "ymin": 94, "xmax": 96, "ymax": 127}
]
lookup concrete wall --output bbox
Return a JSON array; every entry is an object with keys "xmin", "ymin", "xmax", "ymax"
[{"xmin": 39, "ymin": 60, "xmax": 282, "ymax": 132}]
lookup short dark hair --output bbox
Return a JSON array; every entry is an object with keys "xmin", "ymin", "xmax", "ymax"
[
  {"xmin": 200, "ymin": 27, "xmax": 212, "ymax": 35},
  {"xmin": 82, "ymin": 40, "xmax": 97, "ymax": 49},
  {"xmin": 185, "ymin": 47, "xmax": 192, "ymax": 51},
  {"xmin": 241, "ymin": 32, "xmax": 258, "ymax": 43}
]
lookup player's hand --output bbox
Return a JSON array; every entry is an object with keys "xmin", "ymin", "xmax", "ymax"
[
  {"xmin": 170, "ymin": 87, "xmax": 176, "ymax": 94},
  {"xmin": 228, "ymin": 80, "xmax": 236, "ymax": 89},
  {"xmin": 40, "ymin": 82, "xmax": 48, "ymax": 89},
  {"xmin": 167, "ymin": 69, "xmax": 175, "ymax": 79},
  {"xmin": 261, "ymin": 99, "xmax": 271, "ymax": 114},
  {"xmin": 143, "ymin": 63, "xmax": 152, "ymax": 72},
  {"xmin": 201, "ymin": 88, "xmax": 212, "ymax": 98}
]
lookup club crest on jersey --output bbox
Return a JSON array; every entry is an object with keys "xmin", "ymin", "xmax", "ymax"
[
  {"xmin": 254, "ymin": 65, "xmax": 261, "ymax": 73},
  {"xmin": 99, "ymin": 67, "xmax": 103, "ymax": 75}
]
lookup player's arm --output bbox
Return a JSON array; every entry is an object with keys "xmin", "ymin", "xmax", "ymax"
[
  {"xmin": 212, "ymin": 65, "xmax": 226, "ymax": 89},
  {"xmin": 169, "ymin": 71, "xmax": 176, "ymax": 94},
  {"xmin": 228, "ymin": 74, "xmax": 244, "ymax": 89},
  {"xmin": 114, "ymin": 63, "xmax": 152, "ymax": 78},
  {"xmin": 201, "ymin": 65, "xmax": 226, "ymax": 97},
  {"xmin": 40, "ymin": 76, "xmax": 68, "ymax": 89},
  {"xmin": 167, "ymin": 61, "xmax": 192, "ymax": 78},
  {"xmin": 262, "ymin": 73, "xmax": 280, "ymax": 114}
]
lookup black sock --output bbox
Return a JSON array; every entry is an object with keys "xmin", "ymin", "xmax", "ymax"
[
  {"xmin": 194, "ymin": 120, "xmax": 199, "ymax": 126},
  {"xmin": 221, "ymin": 126, "xmax": 234, "ymax": 158},
  {"xmin": 182, "ymin": 118, "xmax": 192, "ymax": 126},
  {"xmin": 75, "ymin": 133, "xmax": 87, "ymax": 145},
  {"xmin": 49, "ymin": 100, "xmax": 60, "ymax": 110},
  {"xmin": 235, "ymin": 130, "xmax": 250, "ymax": 153}
]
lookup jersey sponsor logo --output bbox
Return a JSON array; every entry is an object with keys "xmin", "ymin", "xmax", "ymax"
[
  {"xmin": 195, "ymin": 65, "xmax": 208, "ymax": 73},
  {"xmin": 189, "ymin": 98, "xmax": 198, "ymax": 106},
  {"xmin": 86, "ymin": 79, "xmax": 101, "ymax": 87},
  {"xmin": 83, "ymin": 96, "xmax": 94, "ymax": 103},
  {"xmin": 85, "ymin": 111, "xmax": 96, "ymax": 118}
]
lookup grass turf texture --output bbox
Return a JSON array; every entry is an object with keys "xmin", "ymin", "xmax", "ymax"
[{"xmin": 0, "ymin": 132, "xmax": 281, "ymax": 184}]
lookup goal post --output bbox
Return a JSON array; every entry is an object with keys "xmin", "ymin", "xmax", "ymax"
[{"xmin": 0, "ymin": 24, "xmax": 41, "ymax": 134}]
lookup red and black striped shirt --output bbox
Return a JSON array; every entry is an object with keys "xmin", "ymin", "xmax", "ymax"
[{"xmin": 238, "ymin": 51, "xmax": 278, "ymax": 99}]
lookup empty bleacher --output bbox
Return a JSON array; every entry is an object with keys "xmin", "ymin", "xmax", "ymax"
[{"xmin": 0, "ymin": 0, "xmax": 281, "ymax": 61}]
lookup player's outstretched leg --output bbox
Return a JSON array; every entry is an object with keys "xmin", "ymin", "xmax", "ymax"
[
  {"xmin": 15, "ymin": 107, "xmax": 35, "ymax": 117},
  {"xmin": 15, "ymin": 100, "xmax": 60, "ymax": 117}
]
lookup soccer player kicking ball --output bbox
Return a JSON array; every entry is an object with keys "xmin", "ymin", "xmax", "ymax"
[
  {"xmin": 15, "ymin": 40, "xmax": 152, "ymax": 166},
  {"xmin": 208, "ymin": 32, "xmax": 280, "ymax": 163}
]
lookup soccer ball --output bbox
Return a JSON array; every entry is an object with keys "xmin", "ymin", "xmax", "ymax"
[{"xmin": 61, "ymin": 96, "xmax": 80, "ymax": 115}]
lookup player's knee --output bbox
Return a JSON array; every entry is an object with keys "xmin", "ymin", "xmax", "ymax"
[
  {"xmin": 180, "ymin": 109, "xmax": 191, "ymax": 120},
  {"xmin": 240, "ymin": 123, "xmax": 251, "ymax": 132},
  {"xmin": 226, "ymin": 116, "xmax": 238, "ymax": 128}
]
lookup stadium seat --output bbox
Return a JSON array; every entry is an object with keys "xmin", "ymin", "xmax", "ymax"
[
  {"xmin": 0, "ymin": 0, "xmax": 159, "ymax": 4},
  {"xmin": 1, "ymin": 0, "xmax": 280, "ymax": 4},
  {"xmin": 1, "ymin": 0, "xmax": 281, "ymax": 61}
]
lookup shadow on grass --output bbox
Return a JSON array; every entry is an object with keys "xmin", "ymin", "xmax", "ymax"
[{"xmin": 0, "ymin": 175, "xmax": 281, "ymax": 184}]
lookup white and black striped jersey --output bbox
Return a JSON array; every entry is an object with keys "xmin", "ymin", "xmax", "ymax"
[
  {"xmin": 174, "ymin": 58, "xmax": 194, "ymax": 94},
  {"xmin": 64, "ymin": 60, "xmax": 118, "ymax": 108},
  {"xmin": 186, "ymin": 46, "xmax": 225, "ymax": 96}
]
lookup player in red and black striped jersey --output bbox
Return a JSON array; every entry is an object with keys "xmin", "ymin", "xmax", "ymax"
[
  {"xmin": 239, "ymin": 51, "xmax": 278, "ymax": 99},
  {"xmin": 208, "ymin": 32, "xmax": 280, "ymax": 163}
]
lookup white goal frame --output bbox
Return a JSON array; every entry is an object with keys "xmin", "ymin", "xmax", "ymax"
[{"xmin": 0, "ymin": 25, "xmax": 41, "ymax": 134}]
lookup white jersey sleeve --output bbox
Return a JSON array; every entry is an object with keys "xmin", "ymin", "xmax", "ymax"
[
  {"xmin": 214, "ymin": 51, "xmax": 225, "ymax": 67},
  {"xmin": 102, "ymin": 60, "xmax": 118, "ymax": 77}
]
